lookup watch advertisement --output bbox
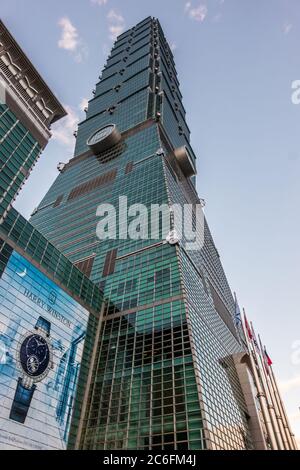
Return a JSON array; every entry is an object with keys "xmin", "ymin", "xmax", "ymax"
[{"xmin": 0, "ymin": 250, "xmax": 89, "ymax": 450}]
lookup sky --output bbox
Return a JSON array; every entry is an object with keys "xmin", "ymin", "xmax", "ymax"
[{"xmin": 1, "ymin": 0, "xmax": 300, "ymax": 445}]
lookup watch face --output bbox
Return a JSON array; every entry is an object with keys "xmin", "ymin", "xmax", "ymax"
[
  {"xmin": 88, "ymin": 125, "xmax": 114, "ymax": 146},
  {"xmin": 19, "ymin": 334, "xmax": 51, "ymax": 379}
]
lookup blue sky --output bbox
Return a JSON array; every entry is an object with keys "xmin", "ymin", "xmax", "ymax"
[{"xmin": 2, "ymin": 0, "xmax": 300, "ymax": 443}]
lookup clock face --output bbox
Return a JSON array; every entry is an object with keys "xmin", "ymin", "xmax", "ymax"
[
  {"xmin": 19, "ymin": 334, "xmax": 50, "ymax": 379},
  {"xmin": 88, "ymin": 125, "xmax": 114, "ymax": 146},
  {"xmin": 87, "ymin": 124, "xmax": 122, "ymax": 155}
]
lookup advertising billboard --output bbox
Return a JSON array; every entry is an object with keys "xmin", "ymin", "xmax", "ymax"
[{"xmin": 0, "ymin": 250, "xmax": 89, "ymax": 450}]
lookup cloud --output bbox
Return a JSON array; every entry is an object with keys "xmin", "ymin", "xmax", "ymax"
[
  {"xmin": 57, "ymin": 17, "xmax": 88, "ymax": 62},
  {"xmin": 185, "ymin": 2, "xmax": 208, "ymax": 22},
  {"xmin": 58, "ymin": 17, "xmax": 78, "ymax": 51},
  {"xmin": 170, "ymin": 42, "xmax": 177, "ymax": 52},
  {"xmin": 91, "ymin": 0, "xmax": 108, "ymax": 5},
  {"xmin": 107, "ymin": 9, "xmax": 125, "ymax": 40},
  {"xmin": 279, "ymin": 375, "xmax": 300, "ymax": 393},
  {"xmin": 107, "ymin": 9, "xmax": 124, "ymax": 23},
  {"xmin": 283, "ymin": 22, "xmax": 292, "ymax": 35},
  {"xmin": 51, "ymin": 104, "xmax": 79, "ymax": 150},
  {"xmin": 79, "ymin": 98, "xmax": 89, "ymax": 112}
]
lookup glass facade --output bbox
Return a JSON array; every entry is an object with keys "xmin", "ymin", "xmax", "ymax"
[
  {"xmin": 0, "ymin": 102, "xmax": 41, "ymax": 219},
  {"xmin": 81, "ymin": 301, "xmax": 204, "ymax": 450},
  {"xmin": 0, "ymin": 208, "xmax": 103, "ymax": 313},
  {"xmin": 30, "ymin": 17, "xmax": 254, "ymax": 450}
]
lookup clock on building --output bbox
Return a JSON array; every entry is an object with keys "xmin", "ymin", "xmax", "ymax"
[{"xmin": 87, "ymin": 124, "xmax": 121, "ymax": 154}]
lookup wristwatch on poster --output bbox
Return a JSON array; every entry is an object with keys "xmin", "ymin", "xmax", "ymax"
[{"xmin": 9, "ymin": 316, "xmax": 53, "ymax": 424}]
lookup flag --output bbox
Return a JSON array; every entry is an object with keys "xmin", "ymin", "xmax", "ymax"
[
  {"xmin": 251, "ymin": 323, "xmax": 260, "ymax": 354},
  {"xmin": 243, "ymin": 310, "xmax": 253, "ymax": 340},
  {"xmin": 264, "ymin": 348, "xmax": 273, "ymax": 366},
  {"xmin": 258, "ymin": 334, "xmax": 270, "ymax": 374},
  {"xmin": 234, "ymin": 292, "xmax": 242, "ymax": 327}
]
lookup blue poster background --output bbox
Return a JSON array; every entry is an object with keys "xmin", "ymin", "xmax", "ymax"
[{"xmin": 0, "ymin": 250, "xmax": 89, "ymax": 450}]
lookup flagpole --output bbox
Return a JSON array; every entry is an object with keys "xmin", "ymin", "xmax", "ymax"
[
  {"xmin": 257, "ymin": 333, "xmax": 294, "ymax": 450},
  {"xmin": 270, "ymin": 367, "xmax": 296, "ymax": 450},
  {"xmin": 266, "ymin": 369, "xmax": 289, "ymax": 450},
  {"xmin": 234, "ymin": 292, "xmax": 246, "ymax": 346},
  {"xmin": 251, "ymin": 327, "xmax": 285, "ymax": 450},
  {"xmin": 242, "ymin": 310, "xmax": 278, "ymax": 450},
  {"xmin": 269, "ymin": 363, "xmax": 297, "ymax": 450}
]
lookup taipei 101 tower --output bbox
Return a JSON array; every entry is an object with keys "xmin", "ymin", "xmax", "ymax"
[{"xmin": 29, "ymin": 17, "xmax": 292, "ymax": 450}]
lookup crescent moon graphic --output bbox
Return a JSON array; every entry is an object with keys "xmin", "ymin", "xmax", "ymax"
[{"xmin": 16, "ymin": 268, "xmax": 27, "ymax": 278}]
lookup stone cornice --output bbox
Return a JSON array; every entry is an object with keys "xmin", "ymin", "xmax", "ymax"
[{"xmin": 0, "ymin": 19, "xmax": 66, "ymax": 129}]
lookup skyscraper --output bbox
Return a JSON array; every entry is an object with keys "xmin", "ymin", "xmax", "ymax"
[
  {"xmin": 0, "ymin": 20, "xmax": 66, "ymax": 223},
  {"xmin": 29, "ymin": 17, "xmax": 295, "ymax": 451}
]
